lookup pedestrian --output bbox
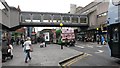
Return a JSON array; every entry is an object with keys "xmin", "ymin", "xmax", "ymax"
[
  {"xmin": 96, "ymin": 35, "xmax": 100, "ymax": 44},
  {"xmin": 92, "ymin": 36, "xmax": 94, "ymax": 42},
  {"xmin": 10, "ymin": 37, "xmax": 15, "ymax": 45},
  {"xmin": 23, "ymin": 37, "xmax": 33, "ymax": 63},
  {"xmin": 42, "ymin": 34, "xmax": 46, "ymax": 47},
  {"xmin": 59, "ymin": 37, "xmax": 63, "ymax": 49},
  {"xmin": 37, "ymin": 36, "xmax": 40, "ymax": 43},
  {"xmin": 101, "ymin": 35, "xmax": 105, "ymax": 45},
  {"xmin": 65, "ymin": 38, "xmax": 68, "ymax": 47},
  {"xmin": 16, "ymin": 37, "xmax": 19, "ymax": 45},
  {"xmin": 8, "ymin": 44, "xmax": 13, "ymax": 59},
  {"xmin": 20, "ymin": 38, "xmax": 24, "ymax": 48}
]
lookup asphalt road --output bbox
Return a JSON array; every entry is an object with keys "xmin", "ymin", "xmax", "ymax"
[{"xmin": 69, "ymin": 41, "xmax": 120, "ymax": 66}]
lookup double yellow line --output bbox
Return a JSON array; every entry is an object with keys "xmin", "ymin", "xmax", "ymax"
[{"xmin": 61, "ymin": 53, "xmax": 92, "ymax": 68}]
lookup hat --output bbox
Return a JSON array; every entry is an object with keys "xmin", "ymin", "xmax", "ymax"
[{"xmin": 27, "ymin": 37, "xmax": 31, "ymax": 40}]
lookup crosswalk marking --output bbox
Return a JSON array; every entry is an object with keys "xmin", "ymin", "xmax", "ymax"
[
  {"xmin": 75, "ymin": 45, "xmax": 84, "ymax": 48},
  {"xmin": 87, "ymin": 46, "xmax": 93, "ymax": 48},
  {"xmin": 95, "ymin": 50, "xmax": 104, "ymax": 53},
  {"xmin": 96, "ymin": 46, "xmax": 103, "ymax": 47},
  {"xmin": 75, "ymin": 45, "xmax": 104, "ymax": 54}
]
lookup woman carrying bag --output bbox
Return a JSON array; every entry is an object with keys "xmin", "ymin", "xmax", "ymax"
[{"xmin": 23, "ymin": 37, "xmax": 33, "ymax": 63}]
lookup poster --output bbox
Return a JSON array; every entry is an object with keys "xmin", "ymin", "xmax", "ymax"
[{"xmin": 44, "ymin": 32, "xmax": 50, "ymax": 41}]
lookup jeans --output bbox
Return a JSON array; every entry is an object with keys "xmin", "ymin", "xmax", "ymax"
[{"xmin": 25, "ymin": 50, "xmax": 31, "ymax": 61}]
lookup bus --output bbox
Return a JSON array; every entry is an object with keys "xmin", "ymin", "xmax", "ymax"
[
  {"xmin": 56, "ymin": 28, "xmax": 76, "ymax": 47},
  {"xmin": 107, "ymin": 0, "xmax": 120, "ymax": 58}
]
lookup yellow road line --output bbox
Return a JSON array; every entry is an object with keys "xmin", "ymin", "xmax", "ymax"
[
  {"xmin": 67, "ymin": 53, "xmax": 89, "ymax": 66},
  {"xmin": 61, "ymin": 53, "xmax": 92, "ymax": 68}
]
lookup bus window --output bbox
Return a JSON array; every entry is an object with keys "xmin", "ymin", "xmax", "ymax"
[
  {"xmin": 113, "ymin": 28, "xmax": 119, "ymax": 42},
  {"xmin": 112, "ymin": 0, "xmax": 120, "ymax": 6}
]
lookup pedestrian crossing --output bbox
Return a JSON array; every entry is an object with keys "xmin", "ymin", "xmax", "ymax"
[
  {"xmin": 75, "ymin": 44, "xmax": 104, "ymax": 54},
  {"xmin": 75, "ymin": 44, "xmax": 103, "ymax": 48},
  {"xmin": 75, "ymin": 45, "xmax": 84, "ymax": 48},
  {"xmin": 95, "ymin": 50, "xmax": 104, "ymax": 53}
]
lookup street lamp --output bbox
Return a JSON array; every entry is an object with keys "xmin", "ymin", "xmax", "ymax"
[
  {"xmin": 96, "ymin": 27, "xmax": 99, "ymax": 35},
  {"xmin": 60, "ymin": 23, "xmax": 63, "ymax": 49},
  {"xmin": 96, "ymin": 28, "xmax": 99, "ymax": 31}
]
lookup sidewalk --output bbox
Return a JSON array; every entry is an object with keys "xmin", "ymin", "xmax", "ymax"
[
  {"xmin": 2, "ymin": 43, "xmax": 82, "ymax": 66},
  {"xmin": 0, "ymin": 46, "xmax": 2, "ymax": 67}
]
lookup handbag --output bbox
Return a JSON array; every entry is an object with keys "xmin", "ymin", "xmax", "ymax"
[{"xmin": 30, "ymin": 46, "xmax": 33, "ymax": 52}]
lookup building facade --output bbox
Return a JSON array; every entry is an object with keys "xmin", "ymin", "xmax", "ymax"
[{"xmin": 75, "ymin": 0, "xmax": 109, "ymax": 41}]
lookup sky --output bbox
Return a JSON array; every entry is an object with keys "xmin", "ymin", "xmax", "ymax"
[
  {"xmin": 5, "ymin": 0, "xmax": 94, "ymax": 13},
  {"xmin": 4, "ymin": 0, "xmax": 94, "ymax": 31}
]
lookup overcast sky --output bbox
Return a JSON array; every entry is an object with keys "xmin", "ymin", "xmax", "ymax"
[
  {"xmin": 5, "ymin": 0, "xmax": 94, "ymax": 13},
  {"xmin": 4, "ymin": 0, "xmax": 94, "ymax": 31}
]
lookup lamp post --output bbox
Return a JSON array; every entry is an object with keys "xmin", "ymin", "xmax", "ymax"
[
  {"xmin": 96, "ymin": 28, "xmax": 99, "ymax": 34},
  {"xmin": 60, "ymin": 23, "xmax": 63, "ymax": 49}
]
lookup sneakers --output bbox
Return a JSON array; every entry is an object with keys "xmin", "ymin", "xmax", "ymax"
[
  {"xmin": 25, "ymin": 58, "xmax": 31, "ymax": 63},
  {"xmin": 25, "ymin": 61, "xmax": 28, "ymax": 63},
  {"xmin": 29, "ymin": 58, "xmax": 31, "ymax": 60}
]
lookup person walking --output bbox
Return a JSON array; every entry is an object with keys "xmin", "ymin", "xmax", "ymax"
[
  {"xmin": 101, "ymin": 35, "xmax": 105, "ymax": 45},
  {"xmin": 23, "ymin": 37, "xmax": 33, "ymax": 63},
  {"xmin": 10, "ymin": 37, "xmax": 15, "ymax": 45},
  {"xmin": 8, "ymin": 44, "xmax": 13, "ymax": 59},
  {"xmin": 96, "ymin": 35, "xmax": 100, "ymax": 44},
  {"xmin": 20, "ymin": 38, "xmax": 24, "ymax": 48},
  {"xmin": 42, "ymin": 34, "xmax": 46, "ymax": 47}
]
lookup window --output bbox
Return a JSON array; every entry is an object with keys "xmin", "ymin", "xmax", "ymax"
[
  {"xmin": 112, "ymin": 0, "xmax": 120, "ymax": 6},
  {"xmin": 97, "ymin": 12, "xmax": 107, "ymax": 18},
  {"xmin": 80, "ymin": 18, "xmax": 87, "ymax": 23}
]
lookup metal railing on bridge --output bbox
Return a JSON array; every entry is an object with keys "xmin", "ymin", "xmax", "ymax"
[{"xmin": 20, "ymin": 11, "xmax": 88, "ymax": 27}]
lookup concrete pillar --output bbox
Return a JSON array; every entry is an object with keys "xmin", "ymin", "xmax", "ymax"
[
  {"xmin": 78, "ymin": 16, "xmax": 80, "ymax": 23},
  {"xmin": 51, "ymin": 15, "xmax": 54, "ymax": 22},
  {"xmin": 60, "ymin": 15, "xmax": 63, "ymax": 22},
  {"xmin": 70, "ymin": 16, "xmax": 72, "ymax": 23},
  {"xmin": 30, "ymin": 14, "xmax": 33, "ymax": 22},
  {"xmin": 40, "ymin": 14, "xmax": 43, "ymax": 22}
]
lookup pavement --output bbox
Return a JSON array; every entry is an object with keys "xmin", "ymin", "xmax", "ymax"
[
  {"xmin": 0, "ymin": 45, "xmax": 2, "ymax": 68},
  {"xmin": 2, "ymin": 43, "xmax": 83, "ymax": 66}
]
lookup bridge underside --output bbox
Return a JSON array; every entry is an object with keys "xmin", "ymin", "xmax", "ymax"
[
  {"xmin": 1, "ymin": 23, "xmax": 89, "ymax": 31},
  {"xmin": 20, "ymin": 22, "xmax": 89, "ymax": 27}
]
